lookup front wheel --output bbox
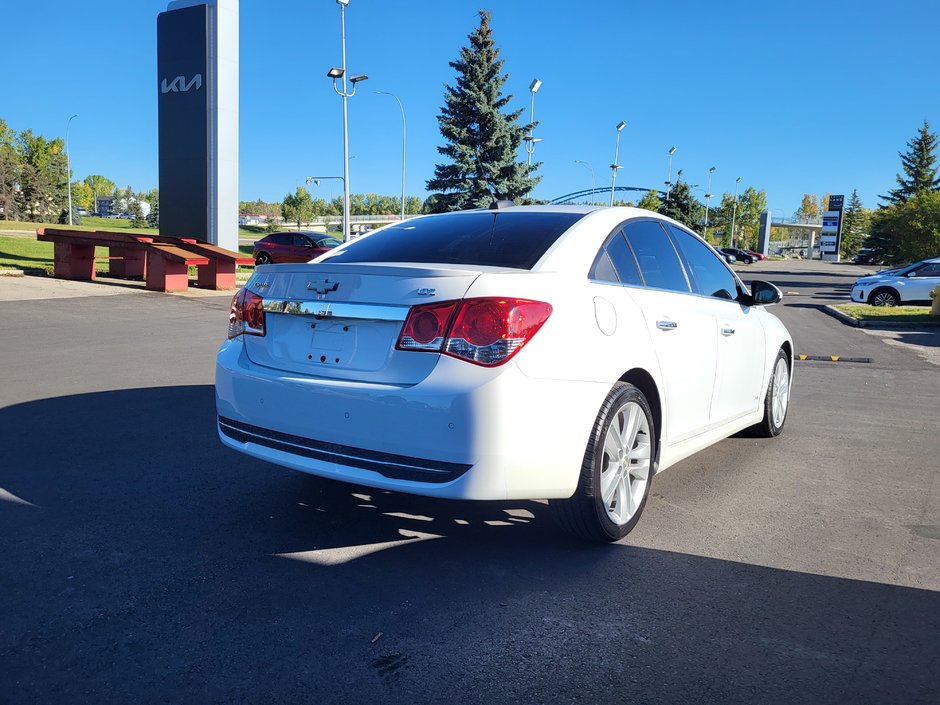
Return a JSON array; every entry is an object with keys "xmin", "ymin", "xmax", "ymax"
[
  {"xmin": 869, "ymin": 288, "xmax": 899, "ymax": 307},
  {"xmin": 255, "ymin": 252, "xmax": 273, "ymax": 265},
  {"xmin": 551, "ymin": 383, "xmax": 655, "ymax": 543},
  {"xmin": 749, "ymin": 348, "xmax": 791, "ymax": 438}
]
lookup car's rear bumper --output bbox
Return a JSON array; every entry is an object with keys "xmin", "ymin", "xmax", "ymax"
[{"xmin": 215, "ymin": 339, "xmax": 605, "ymax": 500}]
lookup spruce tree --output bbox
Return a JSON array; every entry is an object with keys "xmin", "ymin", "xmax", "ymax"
[
  {"xmin": 426, "ymin": 10, "xmax": 539, "ymax": 212},
  {"xmin": 658, "ymin": 173, "xmax": 704, "ymax": 232},
  {"xmin": 880, "ymin": 120, "xmax": 940, "ymax": 205},
  {"xmin": 839, "ymin": 189, "xmax": 868, "ymax": 258}
]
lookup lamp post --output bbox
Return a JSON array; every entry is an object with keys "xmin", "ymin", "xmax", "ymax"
[
  {"xmin": 524, "ymin": 78, "xmax": 542, "ymax": 170},
  {"xmin": 730, "ymin": 176, "xmax": 742, "ymax": 248},
  {"xmin": 609, "ymin": 120, "xmax": 626, "ymax": 206},
  {"xmin": 575, "ymin": 160, "xmax": 596, "ymax": 204},
  {"xmin": 374, "ymin": 91, "xmax": 406, "ymax": 222},
  {"xmin": 328, "ymin": 0, "xmax": 367, "ymax": 242},
  {"xmin": 306, "ymin": 175, "xmax": 345, "ymax": 229},
  {"xmin": 703, "ymin": 165, "xmax": 716, "ymax": 239},
  {"xmin": 65, "ymin": 114, "xmax": 78, "ymax": 225},
  {"xmin": 665, "ymin": 145, "xmax": 676, "ymax": 204}
]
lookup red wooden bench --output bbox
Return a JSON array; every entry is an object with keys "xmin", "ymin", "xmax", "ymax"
[
  {"xmin": 150, "ymin": 235, "xmax": 253, "ymax": 290},
  {"xmin": 36, "ymin": 228, "xmax": 210, "ymax": 293}
]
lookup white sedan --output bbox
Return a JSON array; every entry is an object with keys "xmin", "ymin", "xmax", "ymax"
[
  {"xmin": 216, "ymin": 206, "xmax": 793, "ymax": 542},
  {"xmin": 850, "ymin": 257, "xmax": 940, "ymax": 306}
]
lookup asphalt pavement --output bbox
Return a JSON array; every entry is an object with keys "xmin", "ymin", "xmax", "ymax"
[{"xmin": 1, "ymin": 261, "xmax": 938, "ymax": 704}]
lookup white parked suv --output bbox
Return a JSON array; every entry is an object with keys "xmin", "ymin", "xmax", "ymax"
[
  {"xmin": 850, "ymin": 257, "xmax": 940, "ymax": 306},
  {"xmin": 216, "ymin": 206, "xmax": 793, "ymax": 542}
]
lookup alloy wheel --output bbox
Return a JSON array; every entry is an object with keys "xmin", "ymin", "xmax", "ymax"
[{"xmin": 600, "ymin": 401, "xmax": 652, "ymax": 526}]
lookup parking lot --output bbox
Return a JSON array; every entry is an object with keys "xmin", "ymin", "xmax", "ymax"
[{"xmin": 1, "ymin": 260, "xmax": 938, "ymax": 704}]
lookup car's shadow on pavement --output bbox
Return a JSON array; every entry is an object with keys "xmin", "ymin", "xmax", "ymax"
[{"xmin": 2, "ymin": 386, "xmax": 938, "ymax": 704}]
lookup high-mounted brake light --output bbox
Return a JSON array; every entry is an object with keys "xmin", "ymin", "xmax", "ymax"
[
  {"xmin": 228, "ymin": 288, "xmax": 266, "ymax": 339},
  {"xmin": 396, "ymin": 297, "xmax": 552, "ymax": 367}
]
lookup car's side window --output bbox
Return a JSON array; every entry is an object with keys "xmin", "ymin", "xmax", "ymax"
[
  {"xmin": 273, "ymin": 234, "xmax": 290, "ymax": 245},
  {"xmin": 911, "ymin": 263, "xmax": 940, "ymax": 277},
  {"xmin": 622, "ymin": 220, "xmax": 690, "ymax": 293},
  {"xmin": 589, "ymin": 229, "xmax": 643, "ymax": 286},
  {"xmin": 293, "ymin": 234, "xmax": 311, "ymax": 247},
  {"xmin": 667, "ymin": 224, "xmax": 739, "ymax": 300}
]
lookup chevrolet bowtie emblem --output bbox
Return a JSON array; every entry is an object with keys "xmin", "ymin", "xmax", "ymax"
[{"xmin": 307, "ymin": 279, "xmax": 339, "ymax": 294}]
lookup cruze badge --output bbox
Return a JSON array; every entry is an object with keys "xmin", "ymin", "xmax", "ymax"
[
  {"xmin": 416, "ymin": 288, "xmax": 436, "ymax": 297},
  {"xmin": 307, "ymin": 279, "xmax": 339, "ymax": 294}
]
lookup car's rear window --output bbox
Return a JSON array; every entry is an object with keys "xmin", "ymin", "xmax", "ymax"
[{"xmin": 324, "ymin": 211, "xmax": 586, "ymax": 269}]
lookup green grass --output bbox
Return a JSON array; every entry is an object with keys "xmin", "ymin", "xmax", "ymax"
[
  {"xmin": 833, "ymin": 303, "xmax": 940, "ymax": 322},
  {"xmin": 1, "ymin": 217, "xmax": 260, "ymax": 240},
  {"xmin": 0, "ymin": 217, "xmax": 159, "ymax": 235},
  {"xmin": 1, "ymin": 234, "xmax": 255, "ymax": 276},
  {"xmin": 0, "ymin": 235, "xmax": 111, "ymax": 273}
]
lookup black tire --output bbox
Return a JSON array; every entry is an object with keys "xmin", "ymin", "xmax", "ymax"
[
  {"xmin": 869, "ymin": 287, "xmax": 899, "ymax": 307},
  {"xmin": 255, "ymin": 252, "xmax": 273, "ymax": 265},
  {"xmin": 749, "ymin": 348, "xmax": 790, "ymax": 438},
  {"xmin": 551, "ymin": 382, "xmax": 656, "ymax": 543}
]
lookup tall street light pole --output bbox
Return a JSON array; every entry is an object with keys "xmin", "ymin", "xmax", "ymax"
[
  {"xmin": 66, "ymin": 114, "xmax": 78, "ymax": 226},
  {"xmin": 665, "ymin": 146, "xmax": 677, "ymax": 204},
  {"xmin": 703, "ymin": 165, "xmax": 716, "ymax": 239},
  {"xmin": 575, "ymin": 160, "xmax": 596, "ymax": 204},
  {"xmin": 609, "ymin": 120, "xmax": 625, "ymax": 206},
  {"xmin": 524, "ymin": 78, "xmax": 542, "ymax": 169},
  {"xmin": 374, "ymin": 91, "xmax": 406, "ymax": 222},
  {"xmin": 328, "ymin": 0, "xmax": 367, "ymax": 243},
  {"xmin": 730, "ymin": 176, "xmax": 742, "ymax": 248}
]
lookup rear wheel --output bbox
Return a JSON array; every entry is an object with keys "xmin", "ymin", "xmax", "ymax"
[
  {"xmin": 552, "ymin": 383, "xmax": 655, "ymax": 543},
  {"xmin": 255, "ymin": 252, "xmax": 273, "ymax": 265},
  {"xmin": 750, "ymin": 348, "xmax": 790, "ymax": 438},
  {"xmin": 869, "ymin": 288, "xmax": 899, "ymax": 307}
]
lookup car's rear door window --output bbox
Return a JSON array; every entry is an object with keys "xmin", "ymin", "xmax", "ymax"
[
  {"xmin": 589, "ymin": 229, "xmax": 643, "ymax": 286},
  {"xmin": 622, "ymin": 220, "xmax": 690, "ymax": 293},
  {"xmin": 325, "ymin": 212, "xmax": 585, "ymax": 269}
]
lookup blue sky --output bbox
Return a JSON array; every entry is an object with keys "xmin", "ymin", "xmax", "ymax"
[{"xmin": 5, "ymin": 0, "xmax": 939, "ymax": 215}]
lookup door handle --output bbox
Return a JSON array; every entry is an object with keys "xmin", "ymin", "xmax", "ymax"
[
  {"xmin": 656, "ymin": 320, "xmax": 678, "ymax": 331},
  {"xmin": 721, "ymin": 327, "xmax": 736, "ymax": 336}
]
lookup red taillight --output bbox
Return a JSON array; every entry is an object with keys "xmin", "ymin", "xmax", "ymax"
[
  {"xmin": 396, "ymin": 297, "xmax": 552, "ymax": 367},
  {"xmin": 397, "ymin": 300, "xmax": 458, "ymax": 350},
  {"xmin": 228, "ymin": 288, "xmax": 266, "ymax": 339}
]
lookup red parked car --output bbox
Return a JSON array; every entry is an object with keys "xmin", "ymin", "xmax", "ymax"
[
  {"xmin": 746, "ymin": 249, "xmax": 767, "ymax": 261},
  {"xmin": 252, "ymin": 232, "xmax": 342, "ymax": 264}
]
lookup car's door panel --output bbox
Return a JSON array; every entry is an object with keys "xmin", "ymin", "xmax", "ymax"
[{"xmin": 620, "ymin": 221, "xmax": 718, "ymax": 443}]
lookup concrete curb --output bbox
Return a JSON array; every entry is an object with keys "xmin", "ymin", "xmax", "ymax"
[
  {"xmin": 0, "ymin": 268, "xmax": 25, "ymax": 277},
  {"xmin": 822, "ymin": 305, "xmax": 859, "ymax": 327},
  {"xmin": 823, "ymin": 304, "xmax": 940, "ymax": 328}
]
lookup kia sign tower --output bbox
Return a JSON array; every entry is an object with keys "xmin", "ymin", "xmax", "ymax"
[{"xmin": 157, "ymin": 0, "xmax": 238, "ymax": 251}]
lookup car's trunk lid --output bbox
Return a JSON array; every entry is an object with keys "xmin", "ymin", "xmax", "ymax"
[{"xmin": 242, "ymin": 263, "xmax": 482, "ymax": 384}]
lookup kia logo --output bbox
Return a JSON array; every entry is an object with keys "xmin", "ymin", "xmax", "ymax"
[{"xmin": 160, "ymin": 74, "xmax": 203, "ymax": 94}]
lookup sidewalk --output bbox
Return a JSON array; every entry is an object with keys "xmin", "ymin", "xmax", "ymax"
[{"xmin": 0, "ymin": 272, "xmax": 240, "ymax": 302}]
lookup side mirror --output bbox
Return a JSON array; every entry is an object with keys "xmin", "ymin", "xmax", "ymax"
[{"xmin": 749, "ymin": 280, "xmax": 782, "ymax": 306}]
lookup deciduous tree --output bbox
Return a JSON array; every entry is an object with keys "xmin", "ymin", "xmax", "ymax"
[
  {"xmin": 281, "ymin": 187, "xmax": 314, "ymax": 229},
  {"xmin": 869, "ymin": 191, "xmax": 940, "ymax": 263},
  {"xmin": 16, "ymin": 130, "xmax": 67, "ymax": 222},
  {"xmin": 0, "ymin": 119, "xmax": 22, "ymax": 220},
  {"xmin": 84, "ymin": 174, "xmax": 115, "ymax": 212},
  {"xmin": 636, "ymin": 189, "xmax": 661, "ymax": 213}
]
